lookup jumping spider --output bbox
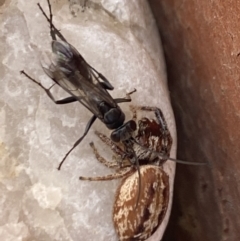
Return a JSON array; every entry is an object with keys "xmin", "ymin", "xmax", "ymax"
[{"xmin": 80, "ymin": 105, "xmax": 172, "ymax": 241}]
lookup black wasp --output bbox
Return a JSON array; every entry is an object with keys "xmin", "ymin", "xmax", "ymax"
[{"xmin": 21, "ymin": 0, "xmax": 136, "ymax": 170}]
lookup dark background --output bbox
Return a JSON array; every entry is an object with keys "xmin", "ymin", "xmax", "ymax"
[{"xmin": 148, "ymin": 1, "xmax": 240, "ymax": 241}]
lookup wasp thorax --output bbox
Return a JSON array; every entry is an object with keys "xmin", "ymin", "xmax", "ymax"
[{"xmin": 113, "ymin": 165, "xmax": 169, "ymax": 241}]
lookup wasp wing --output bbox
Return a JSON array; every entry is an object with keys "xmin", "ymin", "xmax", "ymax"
[{"xmin": 41, "ymin": 41, "xmax": 117, "ymax": 119}]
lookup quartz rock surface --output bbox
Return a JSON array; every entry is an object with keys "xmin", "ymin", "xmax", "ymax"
[{"xmin": 0, "ymin": 0, "xmax": 176, "ymax": 240}]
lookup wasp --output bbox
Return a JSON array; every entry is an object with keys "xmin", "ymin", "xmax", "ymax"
[{"xmin": 21, "ymin": 0, "xmax": 137, "ymax": 170}]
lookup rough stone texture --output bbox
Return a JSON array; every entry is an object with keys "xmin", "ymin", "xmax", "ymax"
[
  {"xmin": 148, "ymin": 0, "xmax": 240, "ymax": 241},
  {"xmin": 0, "ymin": 0, "xmax": 176, "ymax": 240}
]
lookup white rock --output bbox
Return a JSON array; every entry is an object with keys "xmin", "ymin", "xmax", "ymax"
[
  {"xmin": 0, "ymin": 0, "xmax": 176, "ymax": 240},
  {"xmin": 0, "ymin": 222, "xmax": 29, "ymax": 241}
]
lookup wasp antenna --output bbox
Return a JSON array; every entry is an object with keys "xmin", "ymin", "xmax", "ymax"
[
  {"xmin": 134, "ymin": 153, "xmax": 141, "ymax": 210},
  {"xmin": 133, "ymin": 139, "xmax": 208, "ymax": 166},
  {"xmin": 37, "ymin": 1, "xmax": 66, "ymax": 41},
  {"xmin": 166, "ymin": 156, "xmax": 209, "ymax": 166}
]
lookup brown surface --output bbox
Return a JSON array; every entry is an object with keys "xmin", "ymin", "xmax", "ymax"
[{"xmin": 148, "ymin": 1, "xmax": 240, "ymax": 241}]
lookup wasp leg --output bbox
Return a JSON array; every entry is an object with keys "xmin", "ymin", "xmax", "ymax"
[
  {"xmin": 89, "ymin": 142, "xmax": 119, "ymax": 168},
  {"xmin": 97, "ymin": 73, "xmax": 114, "ymax": 90},
  {"xmin": 98, "ymin": 81, "xmax": 114, "ymax": 91},
  {"xmin": 57, "ymin": 115, "xmax": 97, "ymax": 170},
  {"xmin": 21, "ymin": 70, "xmax": 78, "ymax": 104},
  {"xmin": 37, "ymin": 1, "xmax": 67, "ymax": 42},
  {"xmin": 87, "ymin": 64, "xmax": 114, "ymax": 90},
  {"xmin": 114, "ymin": 88, "xmax": 137, "ymax": 104},
  {"xmin": 79, "ymin": 166, "xmax": 133, "ymax": 181}
]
